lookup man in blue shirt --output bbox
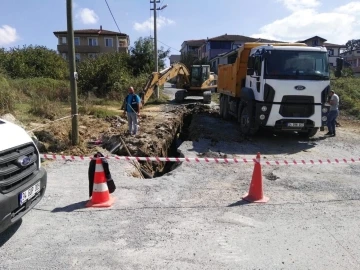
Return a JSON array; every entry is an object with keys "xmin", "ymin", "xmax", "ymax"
[{"xmin": 123, "ymin": 87, "xmax": 141, "ymax": 135}]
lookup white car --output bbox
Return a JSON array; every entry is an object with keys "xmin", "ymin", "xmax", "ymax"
[{"xmin": 0, "ymin": 118, "xmax": 47, "ymax": 233}]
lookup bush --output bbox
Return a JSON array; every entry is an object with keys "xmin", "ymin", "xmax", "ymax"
[
  {"xmin": 0, "ymin": 74, "xmax": 17, "ymax": 115},
  {"xmin": 331, "ymin": 77, "xmax": 360, "ymax": 118},
  {"xmin": 0, "ymin": 45, "xmax": 68, "ymax": 80},
  {"xmin": 10, "ymin": 77, "xmax": 70, "ymax": 102},
  {"xmin": 29, "ymin": 96, "xmax": 61, "ymax": 120}
]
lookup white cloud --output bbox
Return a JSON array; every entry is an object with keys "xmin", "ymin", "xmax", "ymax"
[
  {"xmin": 133, "ymin": 16, "xmax": 175, "ymax": 32},
  {"xmin": 251, "ymin": 1, "xmax": 360, "ymax": 44},
  {"xmin": 278, "ymin": 0, "xmax": 321, "ymax": 11},
  {"xmin": 76, "ymin": 8, "xmax": 99, "ymax": 25},
  {"xmin": 0, "ymin": 25, "xmax": 19, "ymax": 46}
]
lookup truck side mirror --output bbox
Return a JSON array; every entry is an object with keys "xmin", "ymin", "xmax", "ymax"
[
  {"xmin": 248, "ymin": 56, "xmax": 255, "ymax": 69},
  {"xmin": 247, "ymin": 68, "xmax": 254, "ymax": 75}
]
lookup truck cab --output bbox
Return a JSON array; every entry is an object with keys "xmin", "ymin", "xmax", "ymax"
[{"xmin": 244, "ymin": 45, "xmax": 330, "ymax": 137}]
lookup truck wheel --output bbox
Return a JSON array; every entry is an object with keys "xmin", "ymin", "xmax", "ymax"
[
  {"xmin": 175, "ymin": 90, "xmax": 185, "ymax": 103},
  {"xmin": 240, "ymin": 104, "xmax": 257, "ymax": 135},
  {"xmin": 223, "ymin": 96, "xmax": 230, "ymax": 120},
  {"xmin": 203, "ymin": 91, "xmax": 212, "ymax": 104},
  {"xmin": 299, "ymin": 128, "xmax": 318, "ymax": 138},
  {"xmin": 219, "ymin": 95, "xmax": 225, "ymax": 116}
]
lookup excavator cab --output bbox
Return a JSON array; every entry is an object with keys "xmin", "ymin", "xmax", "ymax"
[{"xmin": 190, "ymin": 65, "xmax": 210, "ymax": 87}]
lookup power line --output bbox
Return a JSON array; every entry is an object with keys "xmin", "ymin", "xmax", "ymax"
[
  {"xmin": 104, "ymin": 0, "xmax": 121, "ymax": 33},
  {"xmin": 157, "ymin": 40, "xmax": 180, "ymax": 53}
]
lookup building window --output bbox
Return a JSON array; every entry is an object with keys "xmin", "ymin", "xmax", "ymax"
[
  {"xmin": 312, "ymin": 39, "xmax": 318, "ymax": 46},
  {"xmin": 105, "ymin": 38, "xmax": 113, "ymax": 47},
  {"xmin": 88, "ymin": 38, "xmax": 98, "ymax": 46},
  {"xmin": 60, "ymin": 37, "xmax": 67, "ymax": 44},
  {"xmin": 74, "ymin": 37, "xmax": 80, "ymax": 46},
  {"xmin": 88, "ymin": 53, "xmax": 98, "ymax": 59},
  {"xmin": 75, "ymin": 53, "xmax": 81, "ymax": 62},
  {"xmin": 328, "ymin": 49, "xmax": 334, "ymax": 56},
  {"xmin": 61, "ymin": 53, "xmax": 67, "ymax": 60}
]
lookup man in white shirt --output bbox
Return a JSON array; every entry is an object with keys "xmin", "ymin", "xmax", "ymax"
[{"xmin": 326, "ymin": 90, "xmax": 339, "ymax": 137}]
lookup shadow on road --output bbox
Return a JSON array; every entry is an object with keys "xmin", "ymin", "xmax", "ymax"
[
  {"xmin": 51, "ymin": 200, "xmax": 88, "ymax": 213},
  {"xmin": 227, "ymin": 200, "xmax": 252, "ymax": 207},
  {"xmin": 0, "ymin": 219, "xmax": 22, "ymax": 247}
]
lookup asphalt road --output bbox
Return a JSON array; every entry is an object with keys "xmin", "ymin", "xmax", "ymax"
[{"xmin": 1, "ymin": 86, "xmax": 360, "ymax": 270}]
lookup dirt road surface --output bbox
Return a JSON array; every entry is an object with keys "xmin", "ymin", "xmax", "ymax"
[{"xmin": 1, "ymin": 84, "xmax": 360, "ymax": 270}]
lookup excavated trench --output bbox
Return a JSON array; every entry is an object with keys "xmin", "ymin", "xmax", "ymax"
[{"xmin": 102, "ymin": 104, "xmax": 218, "ymax": 179}]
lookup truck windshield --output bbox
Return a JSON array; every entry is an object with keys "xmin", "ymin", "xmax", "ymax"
[{"xmin": 265, "ymin": 50, "xmax": 329, "ymax": 80}]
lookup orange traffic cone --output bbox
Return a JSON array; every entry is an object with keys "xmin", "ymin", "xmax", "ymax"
[
  {"xmin": 86, "ymin": 158, "xmax": 115, "ymax": 208},
  {"xmin": 242, "ymin": 152, "xmax": 269, "ymax": 203}
]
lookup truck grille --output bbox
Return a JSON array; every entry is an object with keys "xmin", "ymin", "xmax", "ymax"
[
  {"xmin": 279, "ymin": 96, "xmax": 315, "ymax": 118},
  {"xmin": 0, "ymin": 143, "xmax": 39, "ymax": 194}
]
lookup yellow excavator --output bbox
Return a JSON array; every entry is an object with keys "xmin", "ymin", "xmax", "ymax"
[{"xmin": 139, "ymin": 62, "xmax": 217, "ymax": 105}]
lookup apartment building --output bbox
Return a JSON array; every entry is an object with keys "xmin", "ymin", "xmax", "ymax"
[
  {"xmin": 297, "ymin": 36, "xmax": 346, "ymax": 67},
  {"xmin": 341, "ymin": 49, "xmax": 360, "ymax": 74},
  {"xmin": 53, "ymin": 26, "xmax": 130, "ymax": 62}
]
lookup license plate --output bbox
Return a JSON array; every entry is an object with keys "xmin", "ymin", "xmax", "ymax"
[
  {"xmin": 19, "ymin": 182, "xmax": 40, "ymax": 206},
  {"xmin": 287, "ymin": 123, "xmax": 304, "ymax": 128}
]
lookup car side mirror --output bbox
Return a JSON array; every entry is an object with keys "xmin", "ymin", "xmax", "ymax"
[{"xmin": 247, "ymin": 68, "xmax": 254, "ymax": 75}]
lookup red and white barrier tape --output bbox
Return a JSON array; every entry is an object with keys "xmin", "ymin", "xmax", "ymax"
[{"xmin": 40, "ymin": 154, "xmax": 360, "ymax": 166}]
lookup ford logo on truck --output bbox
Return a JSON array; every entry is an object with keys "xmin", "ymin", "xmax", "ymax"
[
  {"xmin": 295, "ymin": 85, "xmax": 306, "ymax": 90},
  {"xmin": 17, "ymin": 156, "xmax": 31, "ymax": 167}
]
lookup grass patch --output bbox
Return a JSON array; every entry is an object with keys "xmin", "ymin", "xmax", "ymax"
[
  {"xmin": 331, "ymin": 77, "xmax": 360, "ymax": 118},
  {"xmin": 29, "ymin": 97, "xmax": 62, "ymax": 120}
]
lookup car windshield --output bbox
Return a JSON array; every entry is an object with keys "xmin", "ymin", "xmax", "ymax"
[{"xmin": 265, "ymin": 50, "xmax": 329, "ymax": 80}]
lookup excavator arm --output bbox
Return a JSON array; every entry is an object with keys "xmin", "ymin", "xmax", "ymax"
[{"xmin": 139, "ymin": 62, "xmax": 190, "ymax": 106}]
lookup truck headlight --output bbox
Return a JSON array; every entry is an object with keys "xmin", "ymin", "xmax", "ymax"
[
  {"xmin": 322, "ymin": 107, "xmax": 328, "ymax": 113},
  {"xmin": 260, "ymin": 114, "xmax": 266, "ymax": 120},
  {"xmin": 322, "ymin": 116, "xmax": 327, "ymax": 121},
  {"xmin": 261, "ymin": 106, "xmax": 268, "ymax": 112}
]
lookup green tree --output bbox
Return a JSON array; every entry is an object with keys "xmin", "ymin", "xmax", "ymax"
[
  {"xmin": 345, "ymin": 39, "xmax": 360, "ymax": 52},
  {"xmin": 77, "ymin": 52, "xmax": 132, "ymax": 97},
  {"xmin": 1, "ymin": 45, "xmax": 68, "ymax": 79},
  {"xmin": 129, "ymin": 36, "xmax": 170, "ymax": 75}
]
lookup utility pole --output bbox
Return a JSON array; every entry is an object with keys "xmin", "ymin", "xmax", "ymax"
[
  {"xmin": 66, "ymin": 0, "xmax": 79, "ymax": 145},
  {"xmin": 150, "ymin": 0, "xmax": 160, "ymax": 99}
]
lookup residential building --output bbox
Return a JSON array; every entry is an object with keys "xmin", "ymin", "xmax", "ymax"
[
  {"xmin": 205, "ymin": 35, "xmax": 284, "ymax": 73},
  {"xmin": 341, "ymin": 49, "xmax": 360, "ymax": 74},
  {"xmin": 180, "ymin": 39, "xmax": 206, "ymax": 57},
  {"xmin": 169, "ymin": 54, "xmax": 181, "ymax": 64},
  {"xmin": 53, "ymin": 26, "xmax": 130, "ymax": 62},
  {"xmin": 297, "ymin": 36, "xmax": 346, "ymax": 67}
]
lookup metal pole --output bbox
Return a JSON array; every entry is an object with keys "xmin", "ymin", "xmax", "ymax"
[
  {"xmin": 151, "ymin": 0, "xmax": 160, "ymax": 99},
  {"xmin": 66, "ymin": 0, "xmax": 79, "ymax": 145}
]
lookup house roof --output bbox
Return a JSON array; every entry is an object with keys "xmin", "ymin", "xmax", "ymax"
[
  {"xmin": 182, "ymin": 39, "xmax": 206, "ymax": 47},
  {"xmin": 324, "ymin": 42, "xmax": 346, "ymax": 48},
  {"xmin": 53, "ymin": 28, "xmax": 128, "ymax": 37},
  {"xmin": 297, "ymin": 35, "xmax": 327, "ymax": 43},
  {"xmin": 208, "ymin": 34, "xmax": 258, "ymax": 42},
  {"xmin": 169, "ymin": 55, "xmax": 181, "ymax": 62}
]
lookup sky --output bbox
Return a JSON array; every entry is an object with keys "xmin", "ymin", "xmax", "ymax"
[{"xmin": 0, "ymin": 0, "xmax": 359, "ymax": 67}]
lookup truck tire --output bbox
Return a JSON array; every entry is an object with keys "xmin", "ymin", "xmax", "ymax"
[
  {"xmin": 220, "ymin": 95, "xmax": 225, "ymax": 116},
  {"xmin": 222, "ymin": 96, "xmax": 230, "ymax": 120},
  {"xmin": 203, "ymin": 91, "xmax": 211, "ymax": 104},
  {"xmin": 175, "ymin": 90, "xmax": 186, "ymax": 103},
  {"xmin": 240, "ymin": 104, "xmax": 258, "ymax": 135},
  {"xmin": 299, "ymin": 128, "xmax": 318, "ymax": 138}
]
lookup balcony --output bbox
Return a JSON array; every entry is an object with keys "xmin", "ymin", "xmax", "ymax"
[{"xmin": 57, "ymin": 44, "xmax": 101, "ymax": 53}]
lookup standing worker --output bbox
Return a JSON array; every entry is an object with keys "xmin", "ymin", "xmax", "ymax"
[
  {"xmin": 123, "ymin": 86, "xmax": 141, "ymax": 135},
  {"xmin": 326, "ymin": 90, "xmax": 339, "ymax": 137}
]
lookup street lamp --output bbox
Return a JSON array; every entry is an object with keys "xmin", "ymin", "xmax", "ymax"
[{"xmin": 151, "ymin": 1, "xmax": 168, "ymax": 98}]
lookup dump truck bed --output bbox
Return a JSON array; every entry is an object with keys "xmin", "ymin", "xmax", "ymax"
[{"xmin": 217, "ymin": 42, "xmax": 307, "ymax": 98}]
